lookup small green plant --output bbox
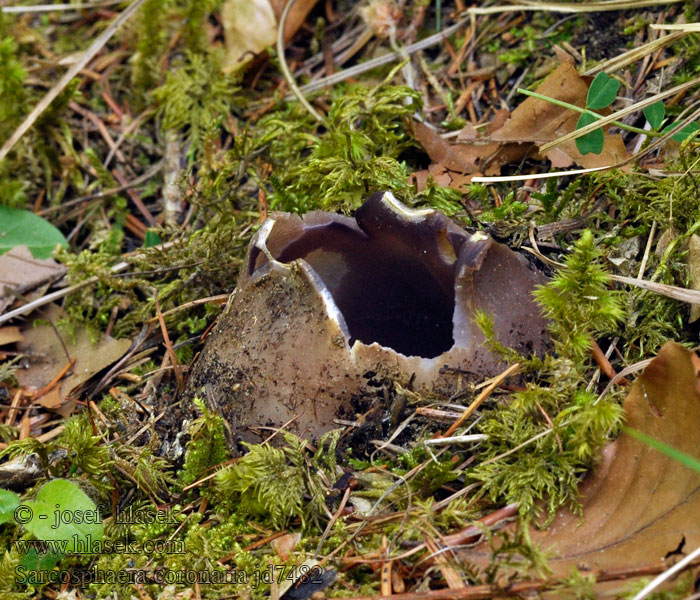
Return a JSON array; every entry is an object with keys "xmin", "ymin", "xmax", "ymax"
[
  {"xmin": 152, "ymin": 50, "xmax": 241, "ymax": 157},
  {"xmin": 0, "ymin": 206, "xmax": 68, "ymax": 258},
  {"xmin": 179, "ymin": 397, "xmax": 229, "ymax": 487},
  {"xmin": 3, "ymin": 479, "xmax": 104, "ymax": 583},
  {"xmin": 642, "ymin": 100, "xmax": 700, "ymax": 143},
  {"xmin": 518, "ymin": 71, "xmax": 700, "ymax": 155},
  {"xmin": 574, "ymin": 72, "xmax": 620, "ymax": 154},
  {"xmin": 471, "ymin": 230, "xmax": 625, "ymax": 519},
  {"xmin": 215, "ymin": 431, "xmax": 339, "ymax": 528},
  {"xmin": 534, "ymin": 229, "xmax": 624, "ymax": 362}
]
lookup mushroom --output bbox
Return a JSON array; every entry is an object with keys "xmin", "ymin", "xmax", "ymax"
[{"xmin": 185, "ymin": 192, "xmax": 549, "ymax": 445}]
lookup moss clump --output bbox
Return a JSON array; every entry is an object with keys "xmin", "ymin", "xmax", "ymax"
[
  {"xmin": 535, "ymin": 230, "xmax": 624, "ymax": 362},
  {"xmin": 179, "ymin": 398, "xmax": 229, "ymax": 488},
  {"xmin": 214, "ymin": 431, "xmax": 339, "ymax": 529},
  {"xmin": 471, "ymin": 230, "xmax": 625, "ymax": 520},
  {"xmin": 264, "ymin": 75, "xmax": 422, "ymax": 213},
  {"xmin": 153, "ymin": 50, "xmax": 241, "ymax": 155}
]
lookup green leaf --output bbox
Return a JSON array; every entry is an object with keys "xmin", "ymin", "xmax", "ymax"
[
  {"xmin": 586, "ymin": 72, "xmax": 620, "ymax": 110},
  {"xmin": 19, "ymin": 546, "xmax": 63, "ymax": 575},
  {"xmin": 575, "ymin": 113, "xmax": 604, "ymax": 155},
  {"xmin": 0, "ymin": 488, "xmax": 20, "ymax": 525},
  {"xmin": 643, "ymin": 101, "xmax": 665, "ymax": 130},
  {"xmin": 662, "ymin": 121, "xmax": 700, "ymax": 143},
  {"xmin": 144, "ymin": 230, "xmax": 162, "ymax": 248},
  {"xmin": 623, "ymin": 427, "xmax": 700, "ymax": 474},
  {"xmin": 0, "ymin": 206, "xmax": 68, "ymax": 259},
  {"xmin": 21, "ymin": 479, "xmax": 103, "ymax": 554}
]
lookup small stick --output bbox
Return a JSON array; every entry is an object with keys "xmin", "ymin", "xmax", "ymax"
[
  {"xmin": 315, "ymin": 484, "xmax": 353, "ymax": 558},
  {"xmin": 5, "ymin": 389, "xmax": 23, "ymax": 427},
  {"xmin": 31, "ymin": 357, "xmax": 77, "ymax": 402},
  {"xmin": 380, "ymin": 538, "xmax": 393, "ymax": 595},
  {"xmin": 2, "ymin": 1, "xmax": 123, "ymax": 13},
  {"xmin": 440, "ymin": 363, "xmax": 520, "ymax": 438},
  {"xmin": 423, "ymin": 536, "xmax": 465, "ymax": 589},
  {"xmin": 424, "ymin": 434, "xmax": 488, "ymax": 445},
  {"xmin": 145, "ymin": 294, "xmax": 229, "ymax": 323},
  {"xmin": 153, "ymin": 292, "xmax": 183, "ymax": 390},
  {"xmin": 414, "ymin": 407, "xmax": 464, "ymax": 421},
  {"xmin": 112, "ymin": 169, "xmax": 157, "ymax": 225},
  {"xmin": 277, "ymin": 0, "xmax": 323, "ymax": 122},
  {"xmin": 69, "ymin": 100, "xmax": 126, "ymax": 163},
  {"xmin": 36, "ymin": 425, "xmax": 65, "ymax": 443},
  {"xmin": 590, "ymin": 339, "xmax": 629, "ymax": 385}
]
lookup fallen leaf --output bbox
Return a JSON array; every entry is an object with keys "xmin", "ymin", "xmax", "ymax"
[
  {"xmin": 271, "ymin": 532, "xmax": 300, "ymax": 561},
  {"xmin": 268, "ymin": 0, "xmax": 318, "ymax": 42},
  {"xmin": 221, "ymin": 0, "xmax": 276, "ymax": 74},
  {"xmin": 221, "ymin": 0, "xmax": 318, "ymax": 74},
  {"xmin": 414, "ymin": 122, "xmax": 485, "ymax": 174},
  {"xmin": 488, "ymin": 62, "xmax": 630, "ymax": 169},
  {"xmin": 36, "ymin": 388, "xmax": 63, "ymax": 410},
  {"xmin": 0, "ymin": 245, "xmax": 66, "ymax": 315},
  {"xmin": 410, "ymin": 164, "xmax": 473, "ymax": 193},
  {"xmin": 16, "ymin": 305, "xmax": 131, "ymax": 415},
  {"xmin": 465, "ymin": 342, "xmax": 700, "ymax": 584},
  {"xmin": 0, "ymin": 326, "xmax": 23, "ymax": 346},
  {"xmin": 413, "ymin": 62, "xmax": 629, "ymax": 185}
]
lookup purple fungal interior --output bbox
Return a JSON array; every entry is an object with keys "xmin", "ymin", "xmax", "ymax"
[{"xmin": 247, "ymin": 192, "xmax": 472, "ymax": 359}]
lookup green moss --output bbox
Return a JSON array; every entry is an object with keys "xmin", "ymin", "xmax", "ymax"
[
  {"xmin": 179, "ymin": 398, "xmax": 229, "ymax": 488},
  {"xmin": 214, "ymin": 431, "xmax": 339, "ymax": 529},
  {"xmin": 471, "ymin": 230, "xmax": 625, "ymax": 520},
  {"xmin": 265, "ymin": 77, "xmax": 421, "ymax": 213},
  {"xmin": 535, "ymin": 230, "xmax": 624, "ymax": 363},
  {"xmin": 153, "ymin": 50, "xmax": 241, "ymax": 156},
  {"xmin": 58, "ymin": 414, "xmax": 113, "ymax": 491}
]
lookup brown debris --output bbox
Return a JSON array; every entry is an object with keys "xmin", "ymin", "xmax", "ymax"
[{"xmin": 413, "ymin": 62, "xmax": 631, "ymax": 188}]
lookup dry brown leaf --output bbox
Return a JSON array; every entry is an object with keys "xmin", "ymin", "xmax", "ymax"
[
  {"xmin": 221, "ymin": 0, "xmax": 318, "ymax": 74},
  {"xmin": 414, "ymin": 122, "xmax": 484, "ymax": 174},
  {"xmin": 37, "ymin": 387, "xmax": 62, "ymax": 410},
  {"xmin": 0, "ymin": 326, "xmax": 23, "ymax": 346},
  {"xmin": 16, "ymin": 305, "xmax": 131, "ymax": 414},
  {"xmin": 271, "ymin": 532, "xmax": 300, "ymax": 561},
  {"xmin": 413, "ymin": 63, "xmax": 629, "ymax": 184},
  {"xmin": 465, "ymin": 342, "xmax": 700, "ymax": 584},
  {"xmin": 0, "ymin": 245, "xmax": 65, "ymax": 315},
  {"xmin": 410, "ymin": 164, "xmax": 473, "ymax": 193},
  {"xmin": 268, "ymin": 0, "xmax": 317, "ymax": 42},
  {"xmin": 489, "ymin": 62, "xmax": 630, "ymax": 169}
]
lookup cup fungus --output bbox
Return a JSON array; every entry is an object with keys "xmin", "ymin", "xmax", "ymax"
[{"xmin": 186, "ymin": 192, "xmax": 549, "ymax": 444}]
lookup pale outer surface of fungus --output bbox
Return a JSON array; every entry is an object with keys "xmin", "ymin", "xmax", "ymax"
[{"xmin": 185, "ymin": 192, "xmax": 549, "ymax": 444}]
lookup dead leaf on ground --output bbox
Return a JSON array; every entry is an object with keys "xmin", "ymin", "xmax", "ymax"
[
  {"xmin": 16, "ymin": 304, "xmax": 131, "ymax": 417},
  {"xmin": 221, "ymin": 0, "xmax": 318, "ymax": 74},
  {"xmin": 489, "ymin": 62, "xmax": 630, "ymax": 169},
  {"xmin": 414, "ymin": 122, "xmax": 490, "ymax": 175},
  {"xmin": 412, "ymin": 62, "xmax": 630, "ymax": 188},
  {"xmin": 465, "ymin": 341, "xmax": 700, "ymax": 586},
  {"xmin": 0, "ymin": 326, "xmax": 23, "ymax": 346},
  {"xmin": 0, "ymin": 245, "xmax": 65, "ymax": 315},
  {"xmin": 271, "ymin": 532, "xmax": 300, "ymax": 561}
]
